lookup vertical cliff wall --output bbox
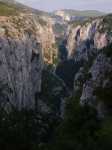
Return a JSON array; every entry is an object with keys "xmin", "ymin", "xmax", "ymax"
[
  {"xmin": 0, "ymin": 14, "xmax": 44, "ymax": 110},
  {"xmin": 36, "ymin": 17, "xmax": 57, "ymax": 64},
  {"xmin": 57, "ymin": 15, "xmax": 112, "ymax": 114}
]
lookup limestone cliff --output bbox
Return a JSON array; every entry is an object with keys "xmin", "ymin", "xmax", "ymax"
[
  {"xmin": 36, "ymin": 17, "xmax": 57, "ymax": 64},
  {"xmin": 0, "ymin": 0, "xmax": 57, "ymax": 65},
  {"xmin": 67, "ymin": 15, "xmax": 112, "ymax": 59},
  {"xmin": 57, "ymin": 14, "xmax": 112, "ymax": 114},
  {"xmin": 0, "ymin": 14, "xmax": 44, "ymax": 110}
]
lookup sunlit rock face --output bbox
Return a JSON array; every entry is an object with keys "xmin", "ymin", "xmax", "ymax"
[
  {"xmin": 65, "ymin": 15, "xmax": 112, "ymax": 113},
  {"xmin": 0, "ymin": 14, "xmax": 44, "ymax": 110},
  {"xmin": 37, "ymin": 18, "xmax": 57, "ymax": 64},
  {"xmin": 67, "ymin": 17, "xmax": 111, "ymax": 60}
]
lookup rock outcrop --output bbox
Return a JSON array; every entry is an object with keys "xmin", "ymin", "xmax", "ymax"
[
  {"xmin": 67, "ymin": 16, "xmax": 111, "ymax": 59},
  {"xmin": 37, "ymin": 17, "xmax": 57, "ymax": 64},
  {"xmin": 57, "ymin": 14, "xmax": 112, "ymax": 114},
  {"xmin": 0, "ymin": 14, "xmax": 44, "ymax": 110}
]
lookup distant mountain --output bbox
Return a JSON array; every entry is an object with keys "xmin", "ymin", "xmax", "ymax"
[
  {"xmin": 0, "ymin": 0, "xmax": 50, "ymax": 16},
  {"xmin": 54, "ymin": 9, "xmax": 105, "ymax": 18}
]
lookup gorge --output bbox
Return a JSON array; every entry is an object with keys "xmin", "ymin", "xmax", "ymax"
[{"xmin": 0, "ymin": 0, "xmax": 112, "ymax": 150}]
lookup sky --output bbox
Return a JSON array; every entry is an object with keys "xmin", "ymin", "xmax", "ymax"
[{"xmin": 16, "ymin": 0, "xmax": 112, "ymax": 13}]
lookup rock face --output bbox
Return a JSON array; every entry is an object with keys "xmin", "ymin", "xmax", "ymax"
[
  {"xmin": 80, "ymin": 53, "xmax": 112, "ymax": 104},
  {"xmin": 37, "ymin": 17, "xmax": 57, "ymax": 64},
  {"xmin": 0, "ymin": 14, "xmax": 44, "ymax": 110},
  {"xmin": 0, "ymin": 0, "xmax": 57, "ymax": 65},
  {"xmin": 0, "ymin": 1, "xmax": 64, "ymax": 111},
  {"xmin": 67, "ymin": 16, "xmax": 111, "ymax": 59},
  {"xmin": 57, "ymin": 14, "xmax": 112, "ymax": 113}
]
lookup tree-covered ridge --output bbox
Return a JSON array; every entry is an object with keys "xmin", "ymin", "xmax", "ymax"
[
  {"xmin": 0, "ymin": 0, "xmax": 50, "ymax": 17},
  {"xmin": 43, "ymin": 86, "xmax": 112, "ymax": 150},
  {"xmin": 54, "ymin": 9, "xmax": 105, "ymax": 17},
  {"xmin": 0, "ymin": 2, "xmax": 18, "ymax": 16},
  {"xmin": 70, "ymin": 14, "xmax": 112, "ymax": 33}
]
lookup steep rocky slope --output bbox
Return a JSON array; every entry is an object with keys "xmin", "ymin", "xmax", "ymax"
[
  {"xmin": 0, "ymin": 0, "xmax": 57, "ymax": 64},
  {"xmin": 0, "ymin": 1, "xmax": 63, "ymax": 112},
  {"xmin": 0, "ymin": 1, "xmax": 112, "ymax": 149},
  {"xmin": 67, "ymin": 15, "xmax": 112, "ymax": 58},
  {"xmin": 0, "ymin": 14, "xmax": 44, "ymax": 110},
  {"xmin": 56, "ymin": 14, "xmax": 112, "ymax": 114},
  {"xmin": 37, "ymin": 18, "xmax": 57, "ymax": 64}
]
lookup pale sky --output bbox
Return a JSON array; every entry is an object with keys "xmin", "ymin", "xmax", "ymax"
[{"xmin": 16, "ymin": 0, "xmax": 112, "ymax": 12}]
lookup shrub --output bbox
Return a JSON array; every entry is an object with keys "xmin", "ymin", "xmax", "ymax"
[
  {"xmin": 47, "ymin": 97, "xmax": 100, "ymax": 150},
  {"xmin": 0, "ymin": 2, "xmax": 18, "ymax": 16},
  {"xmin": 0, "ymin": 108, "xmax": 59, "ymax": 150},
  {"xmin": 96, "ymin": 118, "xmax": 112, "ymax": 150},
  {"xmin": 102, "ymin": 43, "xmax": 112, "ymax": 57},
  {"xmin": 40, "ymin": 66, "xmax": 68, "ymax": 114}
]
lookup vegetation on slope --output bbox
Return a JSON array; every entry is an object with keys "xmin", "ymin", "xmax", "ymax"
[
  {"xmin": 55, "ymin": 9, "xmax": 105, "ymax": 17},
  {"xmin": 0, "ymin": 43, "xmax": 111, "ymax": 150},
  {"xmin": 0, "ymin": 2, "xmax": 18, "ymax": 16},
  {"xmin": 0, "ymin": 1, "xmax": 50, "ymax": 17},
  {"xmin": 0, "ymin": 107, "xmax": 60, "ymax": 150},
  {"xmin": 44, "ymin": 94, "xmax": 112, "ymax": 150},
  {"xmin": 40, "ymin": 65, "xmax": 69, "ymax": 114},
  {"xmin": 70, "ymin": 14, "xmax": 112, "ymax": 32},
  {"xmin": 102, "ymin": 43, "xmax": 112, "ymax": 57},
  {"xmin": 98, "ymin": 14, "xmax": 112, "ymax": 34},
  {"xmin": 0, "ymin": 2, "xmax": 112, "ymax": 150}
]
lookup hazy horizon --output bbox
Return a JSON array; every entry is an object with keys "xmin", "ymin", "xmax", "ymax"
[{"xmin": 16, "ymin": 0, "xmax": 112, "ymax": 13}]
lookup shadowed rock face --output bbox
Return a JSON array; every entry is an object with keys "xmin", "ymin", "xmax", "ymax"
[
  {"xmin": 80, "ymin": 53, "xmax": 112, "ymax": 104},
  {"xmin": 67, "ymin": 15, "xmax": 112, "ymax": 113},
  {"xmin": 0, "ymin": 15, "xmax": 44, "ymax": 110},
  {"xmin": 56, "ymin": 15, "xmax": 112, "ymax": 114}
]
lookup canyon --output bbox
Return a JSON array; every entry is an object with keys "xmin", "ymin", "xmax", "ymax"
[
  {"xmin": 0, "ymin": 0, "xmax": 112, "ymax": 116},
  {"xmin": 0, "ymin": 0, "xmax": 112, "ymax": 150}
]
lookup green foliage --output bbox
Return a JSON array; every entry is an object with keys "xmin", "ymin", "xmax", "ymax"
[
  {"xmin": 52, "ymin": 43, "xmax": 58, "ymax": 49},
  {"xmin": 45, "ymin": 95, "xmax": 112, "ymax": 150},
  {"xmin": 50, "ymin": 97, "xmax": 100, "ymax": 150},
  {"xmin": 71, "ymin": 14, "xmax": 112, "ymax": 35},
  {"xmin": 0, "ymin": 109, "xmax": 38, "ymax": 150},
  {"xmin": 96, "ymin": 118, "xmax": 112, "ymax": 150},
  {"xmin": 70, "ymin": 17, "xmax": 94, "ymax": 28},
  {"xmin": 0, "ymin": 109, "xmax": 39, "ymax": 150},
  {"xmin": 53, "ymin": 55, "xmax": 59, "ymax": 65},
  {"xmin": 0, "ymin": 2, "xmax": 18, "ymax": 16},
  {"xmin": 93, "ymin": 65, "xmax": 112, "ymax": 107},
  {"xmin": 41, "ymin": 66, "xmax": 68, "ymax": 113},
  {"xmin": 0, "ymin": 69, "xmax": 112, "ymax": 150},
  {"xmin": 98, "ymin": 14, "xmax": 112, "ymax": 34},
  {"xmin": 53, "ymin": 23, "xmax": 65, "ymax": 35},
  {"xmin": 0, "ymin": 108, "xmax": 59, "ymax": 150},
  {"xmin": 60, "ymin": 9, "xmax": 104, "ymax": 17},
  {"xmin": 102, "ymin": 43, "xmax": 112, "ymax": 57},
  {"xmin": 0, "ymin": 101, "xmax": 112, "ymax": 150},
  {"xmin": 94, "ymin": 86, "xmax": 112, "ymax": 107}
]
